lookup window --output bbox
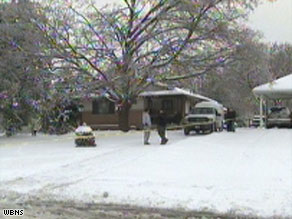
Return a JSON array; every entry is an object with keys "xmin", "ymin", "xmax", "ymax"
[
  {"xmin": 191, "ymin": 107, "xmax": 215, "ymax": 115},
  {"xmin": 92, "ymin": 98, "xmax": 115, "ymax": 115}
]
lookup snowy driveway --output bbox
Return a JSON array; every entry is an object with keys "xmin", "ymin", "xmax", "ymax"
[{"xmin": 0, "ymin": 128, "xmax": 292, "ymax": 217}]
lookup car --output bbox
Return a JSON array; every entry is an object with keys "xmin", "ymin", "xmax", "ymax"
[
  {"xmin": 266, "ymin": 106, "xmax": 292, "ymax": 128},
  {"xmin": 250, "ymin": 115, "xmax": 266, "ymax": 127}
]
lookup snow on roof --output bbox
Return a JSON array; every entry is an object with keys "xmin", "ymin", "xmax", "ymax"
[
  {"xmin": 139, "ymin": 87, "xmax": 214, "ymax": 102},
  {"xmin": 253, "ymin": 74, "xmax": 292, "ymax": 99}
]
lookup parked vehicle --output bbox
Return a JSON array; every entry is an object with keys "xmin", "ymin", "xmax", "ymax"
[
  {"xmin": 250, "ymin": 115, "xmax": 266, "ymax": 127},
  {"xmin": 266, "ymin": 106, "xmax": 292, "ymax": 128},
  {"xmin": 183, "ymin": 101, "xmax": 224, "ymax": 135}
]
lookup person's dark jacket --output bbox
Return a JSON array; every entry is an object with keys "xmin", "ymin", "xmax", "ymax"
[
  {"xmin": 157, "ymin": 112, "xmax": 167, "ymax": 127},
  {"xmin": 230, "ymin": 110, "xmax": 236, "ymax": 120},
  {"xmin": 225, "ymin": 109, "xmax": 236, "ymax": 120}
]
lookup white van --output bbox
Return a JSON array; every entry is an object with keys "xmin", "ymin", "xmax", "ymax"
[{"xmin": 184, "ymin": 101, "xmax": 224, "ymax": 135}]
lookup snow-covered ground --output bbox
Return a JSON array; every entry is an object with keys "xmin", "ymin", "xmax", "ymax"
[{"xmin": 0, "ymin": 128, "xmax": 292, "ymax": 217}]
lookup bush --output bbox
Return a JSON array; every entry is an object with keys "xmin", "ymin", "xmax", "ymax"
[{"xmin": 75, "ymin": 124, "xmax": 96, "ymax": 147}]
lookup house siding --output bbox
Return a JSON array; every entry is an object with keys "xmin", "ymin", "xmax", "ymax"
[
  {"xmin": 81, "ymin": 99, "xmax": 143, "ymax": 130},
  {"xmin": 80, "ymin": 88, "xmax": 207, "ymax": 130}
]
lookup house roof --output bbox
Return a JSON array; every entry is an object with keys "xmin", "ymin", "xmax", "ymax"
[
  {"xmin": 139, "ymin": 87, "xmax": 215, "ymax": 102},
  {"xmin": 252, "ymin": 74, "xmax": 292, "ymax": 99}
]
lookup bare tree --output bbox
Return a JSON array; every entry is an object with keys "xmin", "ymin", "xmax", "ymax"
[
  {"xmin": 0, "ymin": 0, "xmax": 51, "ymax": 133},
  {"xmin": 39, "ymin": 0, "xmax": 258, "ymax": 131},
  {"xmin": 198, "ymin": 28, "xmax": 270, "ymax": 119},
  {"xmin": 268, "ymin": 43, "xmax": 292, "ymax": 80}
]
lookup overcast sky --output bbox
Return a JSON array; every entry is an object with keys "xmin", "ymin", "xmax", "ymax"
[
  {"xmin": 248, "ymin": 0, "xmax": 292, "ymax": 44},
  {"xmin": 94, "ymin": 0, "xmax": 292, "ymax": 44}
]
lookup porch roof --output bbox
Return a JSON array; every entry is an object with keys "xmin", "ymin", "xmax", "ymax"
[
  {"xmin": 252, "ymin": 74, "xmax": 292, "ymax": 99},
  {"xmin": 139, "ymin": 87, "xmax": 214, "ymax": 102}
]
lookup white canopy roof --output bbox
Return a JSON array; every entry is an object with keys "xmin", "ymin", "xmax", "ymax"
[
  {"xmin": 139, "ymin": 87, "xmax": 214, "ymax": 102},
  {"xmin": 252, "ymin": 74, "xmax": 292, "ymax": 99}
]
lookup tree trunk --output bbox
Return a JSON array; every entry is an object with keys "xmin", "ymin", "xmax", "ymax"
[{"xmin": 118, "ymin": 102, "xmax": 131, "ymax": 132}]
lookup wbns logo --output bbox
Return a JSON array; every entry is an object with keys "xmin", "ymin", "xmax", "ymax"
[{"xmin": 3, "ymin": 209, "xmax": 24, "ymax": 216}]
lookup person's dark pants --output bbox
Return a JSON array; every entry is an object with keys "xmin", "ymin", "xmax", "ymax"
[
  {"xmin": 32, "ymin": 130, "xmax": 37, "ymax": 136},
  {"xmin": 157, "ymin": 125, "xmax": 167, "ymax": 143},
  {"xmin": 226, "ymin": 121, "xmax": 231, "ymax": 131},
  {"xmin": 227, "ymin": 121, "xmax": 235, "ymax": 132},
  {"xmin": 230, "ymin": 121, "xmax": 235, "ymax": 132}
]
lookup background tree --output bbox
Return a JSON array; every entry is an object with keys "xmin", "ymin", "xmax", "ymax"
[
  {"xmin": 0, "ymin": 0, "xmax": 52, "ymax": 134},
  {"xmin": 268, "ymin": 43, "xmax": 292, "ymax": 79},
  {"xmin": 39, "ymin": 0, "xmax": 258, "ymax": 131},
  {"xmin": 196, "ymin": 38, "xmax": 292, "ymax": 122},
  {"xmin": 193, "ymin": 28, "xmax": 270, "ymax": 121}
]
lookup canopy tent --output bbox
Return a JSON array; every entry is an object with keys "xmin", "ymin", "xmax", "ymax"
[
  {"xmin": 252, "ymin": 74, "xmax": 292, "ymax": 127},
  {"xmin": 253, "ymin": 74, "xmax": 292, "ymax": 99}
]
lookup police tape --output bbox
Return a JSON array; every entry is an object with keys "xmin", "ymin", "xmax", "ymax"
[
  {"xmin": 72, "ymin": 121, "xmax": 218, "ymax": 139},
  {"xmin": 170, "ymin": 121, "xmax": 215, "ymax": 130},
  {"xmin": 75, "ymin": 135, "xmax": 95, "ymax": 140},
  {"xmin": 71, "ymin": 122, "xmax": 216, "ymax": 141},
  {"xmin": 0, "ymin": 122, "xmax": 223, "ymax": 147},
  {"xmin": 0, "ymin": 131, "xmax": 136, "ymax": 147}
]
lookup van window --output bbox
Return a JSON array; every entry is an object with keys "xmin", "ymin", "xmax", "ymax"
[{"xmin": 191, "ymin": 108, "xmax": 215, "ymax": 114}]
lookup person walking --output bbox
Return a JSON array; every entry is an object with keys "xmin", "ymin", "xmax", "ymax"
[
  {"xmin": 157, "ymin": 110, "xmax": 168, "ymax": 145},
  {"xmin": 142, "ymin": 109, "xmax": 152, "ymax": 145},
  {"xmin": 225, "ymin": 108, "xmax": 236, "ymax": 132},
  {"xmin": 30, "ymin": 116, "xmax": 41, "ymax": 136},
  {"xmin": 229, "ymin": 109, "xmax": 236, "ymax": 132}
]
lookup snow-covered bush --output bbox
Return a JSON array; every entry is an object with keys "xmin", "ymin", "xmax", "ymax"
[{"xmin": 75, "ymin": 124, "xmax": 96, "ymax": 147}]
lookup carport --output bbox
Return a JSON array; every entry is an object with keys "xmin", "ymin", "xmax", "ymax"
[{"xmin": 252, "ymin": 74, "xmax": 292, "ymax": 128}]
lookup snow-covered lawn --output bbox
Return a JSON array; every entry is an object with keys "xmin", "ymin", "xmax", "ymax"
[{"xmin": 0, "ymin": 128, "xmax": 292, "ymax": 217}]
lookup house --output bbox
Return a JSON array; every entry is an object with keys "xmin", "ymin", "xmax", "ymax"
[{"xmin": 80, "ymin": 87, "xmax": 214, "ymax": 130}]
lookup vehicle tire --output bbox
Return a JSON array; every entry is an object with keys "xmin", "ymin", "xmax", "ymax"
[
  {"xmin": 209, "ymin": 125, "xmax": 213, "ymax": 133},
  {"xmin": 210, "ymin": 123, "xmax": 216, "ymax": 133},
  {"xmin": 214, "ymin": 123, "xmax": 217, "ymax": 132},
  {"xmin": 184, "ymin": 129, "xmax": 190, "ymax": 135}
]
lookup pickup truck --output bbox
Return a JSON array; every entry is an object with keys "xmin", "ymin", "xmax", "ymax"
[
  {"xmin": 266, "ymin": 106, "xmax": 292, "ymax": 128},
  {"xmin": 183, "ymin": 101, "xmax": 224, "ymax": 135}
]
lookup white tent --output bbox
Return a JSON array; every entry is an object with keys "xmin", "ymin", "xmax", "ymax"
[
  {"xmin": 253, "ymin": 74, "xmax": 292, "ymax": 99},
  {"xmin": 252, "ymin": 74, "xmax": 292, "ymax": 127}
]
